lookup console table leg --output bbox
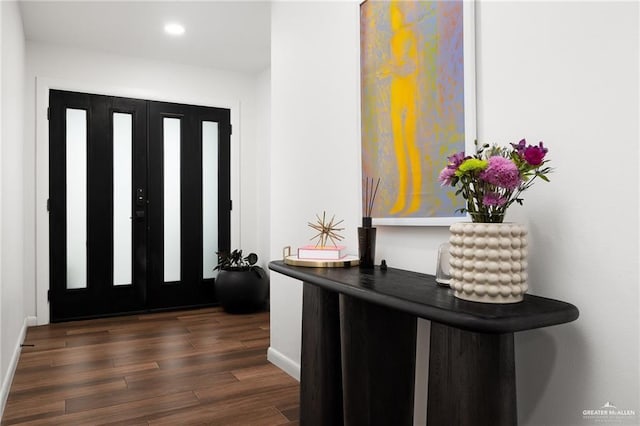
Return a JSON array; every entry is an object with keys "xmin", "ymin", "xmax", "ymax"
[
  {"xmin": 427, "ymin": 322, "xmax": 517, "ymax": 426},
  {"xmin": 300, "ymin": 283, "xmax": 343, "ymax": 426},
  {"xmin": 340, "ymin": 294, "xmax": 417, "ymax": 426}
]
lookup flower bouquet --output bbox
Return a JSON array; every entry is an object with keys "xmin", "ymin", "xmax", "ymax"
[{"xmin": 439, "ymin": 139, "xmax": 552, "ymax": 223}]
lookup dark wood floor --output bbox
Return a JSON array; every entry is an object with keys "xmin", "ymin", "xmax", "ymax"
[{"xmin": 2, "ymin": 307, "xmax": 300, "ymax": 425}]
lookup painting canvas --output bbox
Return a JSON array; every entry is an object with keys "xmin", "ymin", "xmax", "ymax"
[{"xmin": 361, "ymin": 0, "xmax": 475, "ymax": 225}]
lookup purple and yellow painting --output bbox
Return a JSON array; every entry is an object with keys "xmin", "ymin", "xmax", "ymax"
[{"xmin": 361, "ymin": 0, "xmax": 466, "ymax": 220}]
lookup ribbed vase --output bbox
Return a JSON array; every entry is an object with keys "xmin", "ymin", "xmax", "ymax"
[{"xmin": 449, "ymin": 222, "xmax": 528, "ymax": 304}]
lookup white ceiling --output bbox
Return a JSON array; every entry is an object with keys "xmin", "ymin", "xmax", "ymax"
[{"xmin": 19, "ymin": 1, "xmax": 271, "ymax": 73}]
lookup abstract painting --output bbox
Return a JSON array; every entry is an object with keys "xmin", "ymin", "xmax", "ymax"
[{"xmin": 361, "ymin": 0, "xmax": 475, "ymax": 225}]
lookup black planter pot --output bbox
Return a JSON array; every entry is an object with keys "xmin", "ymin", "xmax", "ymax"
[{"xmin": 215, "ymin": 267, "xmax": 269, "ymax": 313}]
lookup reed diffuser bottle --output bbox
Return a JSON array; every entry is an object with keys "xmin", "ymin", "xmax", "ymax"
[{"xmin": 359, "ymin": 177, "xmax": 379, "ymax": 268}]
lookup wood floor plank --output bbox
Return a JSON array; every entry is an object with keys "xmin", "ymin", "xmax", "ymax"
[
  {"xmin": 175, "ymin": 310, "xmax": 225, "ymax": 321},
  {"xmin": 146, "ymin": 383, "xmax": 298, "ymax": 425},
  {"xmin": 18, "ymin": 334, "xmax": 193, "ymax": 369},
  {"xmin": 125, "ymin": 369, "xmax": 242, "ymax": 392},
  {"xmin": 6, "ymin": 378, "xmax": 128, "ymax": 405},
  {"xmin": 195, "ymin": 373, "xmax": 299, "ymax": 404},
  {"xmin": 9, "ymin": 362, "xmax": 158, "ymax": 393},
  {"xmin": 149, "ymin": 405, "xmax": 290, "ymax": 426},
  {"xmin": 153, "ymin": 347, "xmax": 267, "ymax": 371},
  {"xmin": 1, "ymin": 307, "xmax": 299, "ymax": 426},
  {"xmin": 231, "ymin": 363, "xmax": 287, "ymax": 381},
  {"xmin": 18, "ymin": 391, "xmax": 200, "ymax": 426},
  {"xmin": 279, "ymin": 406, "xmax": 301, "ymax": 422},
  {"xmin": 65, "ymin": 326, "xmax": 190, "ymax": 348},
  {"xmin": 113, "ymin": 347, "xmax": 218, "ymax": 369},
  {"xmin": 187, "ymin": 319, "xmax": 269, "ymax": 334},
  {"xmin": 65, "ymin": 372, "xmax": 237, "ymax": 414},
  {"xmin": 242, "ymin": 336, "xmax": 271, "ymax": 349},
  {"xmin": 194, "ymin": 385, "xmax": 300, "ymax": 420},
  {"xmin": 21, "ymin": 336, "xmax": 188, "ymax": 360},
  {"xmin": 50, "ymin": 336, "xmax": 195, "ymax": 367},
  {"xmin": 187, "ymin": 336, "xmax": 248, "ymax": 351},
  {"xmin": 1, "ymin": 401, "xmax": 64, "ymax": 424},
  {"xmin": 11, "ymin": 358, "xmax": 114, "ymax": 380}
]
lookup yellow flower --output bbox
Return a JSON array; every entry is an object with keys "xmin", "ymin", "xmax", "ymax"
[{"xmin": 455, "ymin": 158, "xmax": 488, "ymax": 176}]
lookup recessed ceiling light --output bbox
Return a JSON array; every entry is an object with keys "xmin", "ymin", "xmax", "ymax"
[{"xmin": 164, "ymin": 23, "xmax": 185, "ymax": 36}]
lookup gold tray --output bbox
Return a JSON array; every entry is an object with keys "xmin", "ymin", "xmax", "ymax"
[{"xmin": 282, "ymin": 246, "xmax": 359, "ymax": 268}]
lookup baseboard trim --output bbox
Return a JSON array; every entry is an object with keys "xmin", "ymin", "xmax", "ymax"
[
  {"xmin": 267, "ymin": 346, "xmax": 300, "ymax": 381},
  {"xmin": 0, "ymin": 316, "xmax": 34, "ymax": 419}
]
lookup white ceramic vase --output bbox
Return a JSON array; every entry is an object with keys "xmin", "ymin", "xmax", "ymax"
[{"xmin": 449, "ymin": 222, "xmax": 528, "ymax": 304}]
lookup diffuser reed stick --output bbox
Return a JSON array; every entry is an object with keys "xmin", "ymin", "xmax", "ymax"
[
  {"xmin": 363, "ymin": 177, "xmax": 380, "ymax": 218},
  {"xmin": 360, "ymin": 177, "xmax": 379, "ymax": 267}
]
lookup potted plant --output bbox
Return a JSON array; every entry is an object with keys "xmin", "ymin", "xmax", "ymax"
[
  {"xmin": 438, "ymin": 139, "xmax": 552, "ymax": 303},
  {"xmin": 214, "ymin": 249, "xmax": 268, "ymax": 313}
]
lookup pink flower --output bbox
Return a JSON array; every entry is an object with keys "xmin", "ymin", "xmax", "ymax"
[
  {"xmin": 479, "ymin": 156, "xmax": 521, "ymax": 189},
  {"xmin": 438, "ymin": 167, "xmax": 456, "ymax": 186},
  {"xmin": 483, "ymin": 192, "xmax": 507, "ymax": 207},
  {"xmin": 524, "ymin": 142, "xmax": 548, "ymax": 166}
]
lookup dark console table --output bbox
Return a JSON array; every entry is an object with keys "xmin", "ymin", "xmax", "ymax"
[{"xmin": 269, "ymin": 261, "xmax": 579, "ymax": 426}]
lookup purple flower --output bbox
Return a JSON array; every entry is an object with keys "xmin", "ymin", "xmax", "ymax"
[
  {"xmin": 479, "ymin": 156, "xmax": 521, "ymax": 189},
  {"xmin": 438, "ymin": 151, "xmax": 467, "ymax": 186},
  {"xmin": 438, "ymin": 167, "xmax": 456, "ymax": 186},
  {"xmin": 447, "ymin": 151, "xmax": 466, "ymax": 169},
  {"xmin": 524, "ymin": 142, "xmax": 548, "ymax": 166},
  {"xmin": 482, "ymin": 192, "xmax": 507, "ymax": 207},
  {"xmin": 511, "ymin": 139, "xmax": 527, "ymax": 155}
]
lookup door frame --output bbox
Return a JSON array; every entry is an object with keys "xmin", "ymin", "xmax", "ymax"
[{"xmin": 35, "ymin": 77, "xmax": 241, "ymax": 325}]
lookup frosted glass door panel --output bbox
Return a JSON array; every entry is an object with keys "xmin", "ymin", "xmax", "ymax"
[
  {"xmin": 202, "ymin": 122, "xmax": 218, "ymax": 279},
  {"xmin": 66, "ymin": 109, "xmax": 88, "ymax": 289},
  {"xmin": 113, "ymin": 113, "xmax": 133, "ymax": 286},
  {"xmin": 164, "ymin": 118, "xmax": 181, "ymax": 282}
]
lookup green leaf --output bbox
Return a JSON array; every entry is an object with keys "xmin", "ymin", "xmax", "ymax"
[{"xmin": 245, "ymin": 252, "xmax": 258, "ymax": 266}]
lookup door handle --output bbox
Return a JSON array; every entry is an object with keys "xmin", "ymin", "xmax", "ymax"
[{"xmin": 136, "ymin": 188, "xmax": 145, "ymax": 206}]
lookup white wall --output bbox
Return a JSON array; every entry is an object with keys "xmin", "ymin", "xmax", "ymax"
[
  {"xmin": 477, "ymin": 2, "xmax": 639, "ymax": 423},
  {"xmin": 269, "ymin": 1, "xmax": 639, "ymax": 425},
  {"xmin": 25, "ymin": 42, "xmax": 264, "ymax": 323},
  {"xmin": 255, "ymin": 68, "xmax": 271, "ymax": 270},
  {"xmin": 269, "ymin": 0, "xmax": 362, "ymax": 378},
  {"xmin": 0, "ymin": 0, "xmax": 26, "ymax": 416},
  {"xmin": 0, "ymin": 0, "xmax": 4, "ymax": 393}
]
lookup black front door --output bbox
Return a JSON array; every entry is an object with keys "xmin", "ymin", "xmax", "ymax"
[{"xmin": 48, "ymin": 90, "xmax": 231, "ymax": 322}]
